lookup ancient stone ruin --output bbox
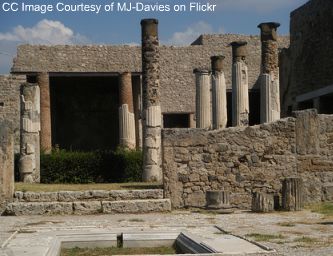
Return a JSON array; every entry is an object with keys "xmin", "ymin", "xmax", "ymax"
[{"xmin": 0, "ymin": 0, "xmax": 332, "ymax": 214}]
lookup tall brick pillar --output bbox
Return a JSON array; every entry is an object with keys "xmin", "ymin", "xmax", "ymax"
[
  {"xmin": 38, "ymin": 72, "xmax": 52, "ymax": 153},
  {"xmin": 258, "ymin": 22, "xmax": 281, "ymax": 123},
  {"xmin": 119, "ymin": 72, "xmax": 136, "ymax": 149},
  {"xmin": 211, "ymin": 56, "xmax": 227, "ymax": 129},
  {"xmin": 194, "ymin": 69, "xmax": 211, "ymax": 129},
  {"xmin": 0, "ymin": 122, "xmax": 14, "ymax": 200},
  {"xmin": 141, "ymin": 19, "xmax": 162, "ymax": 182},
  {"xmin": 20, "ymin": 83, "xmax": 40, "ymax": 183},
  {"xmin": 231, "ymin": 41, "xmax": 249, "ymax": 127}
]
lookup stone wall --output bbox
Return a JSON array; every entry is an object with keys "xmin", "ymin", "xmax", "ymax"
[
  {"xmin": 280, "ymin": 0, "xmax": 333, "ymax": 113},
  {"xmin": 162, "ymin": 110, "xmax": 333, "ymax": 209},
  {"xmin": 0, "ymin": 75, "xmax": 26, "ymax": 152},
  {"xmin": 12, "ymin": 34, "xmax": 289, "ymax": 114}
]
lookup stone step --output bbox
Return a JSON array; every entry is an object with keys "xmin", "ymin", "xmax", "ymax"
[
  {"xmin": 14, "ymin": 189, "xmax": 164, "ymax": 202},
  {"xmin": 4, "ymin": 199, "xmax": 171, "ymax": 216}
]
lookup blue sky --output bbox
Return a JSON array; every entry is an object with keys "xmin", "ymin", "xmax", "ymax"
[{"xmin": 0, "ymin": 0, "xmax": 308, "ymax": 74}]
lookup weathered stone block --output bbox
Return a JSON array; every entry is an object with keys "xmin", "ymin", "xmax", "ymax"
[
  {"xmin": 5, "ymin": 202, "xmax": 73, "ymax": 215},
  {"xmin": 0, "ymin": 123, "xmax": 14, "ymax": 200},
  {"xmin": 251, "ymin": 192, "xmax": 274, "ymax": 212},
  {"xmin": 282, "ymin": 177, "xmax": 304, "ymax": 211},
  {"xmin": 102, "ymin": 199, "xmax": 171, "ymax": 213},
  {"xmin": 206, "ymin": 190, "xmax": 230, "ymax": 209},
  {"xmin": 294, "ymin": 109, "xmax": 319, "ymax": 155},
  {"xmin": 73, "ymin": 201, "xmax": 102, "ymax": 214}
]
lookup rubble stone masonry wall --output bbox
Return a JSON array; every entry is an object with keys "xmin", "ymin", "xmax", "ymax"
[
  {"xmin": 0, "ymin": 75, "xmax": 26, "ymax": 152},
  {"xmin": 280, "ymin": 0, "xmax": 333, "ymax": 113},
  {"xmin": 12, "ymin": 35, "xmax": 289, "ymax": 114},
  {"xmin": 162, "ymin": 110, "xmax": 333, "ymax": 209}
]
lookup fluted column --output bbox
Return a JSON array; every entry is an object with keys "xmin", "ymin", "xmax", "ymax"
[
  {"xmin": 119, "ymin": 72, "xmax": 136, "ymax": 149},
  {"xmin": 258, "ymin": 22, "xmax": 281, "ymax": 123},
  {"xmin": 231, "ymin": 41, "xmax": 249, "ymax": 127},
  {"xmin": 211, "ymin": 56, "xmax": 227, "ymax": 129},
  {"xmin": 38, "ymin": 72, "xmax": 52, "ymax": 153},
  {"xmin": 194, "ymin": 69, "xmax": 211, "ymax": 129},
  {"xmin": 141, "ymin": 19, "xmax": 162, "ymax": 182},
  {"xmin": 19, "ymin": 83, "xmax": 40, "ymax": 183}
]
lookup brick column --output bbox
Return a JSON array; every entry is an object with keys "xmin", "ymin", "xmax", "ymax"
[
  {"xmin": 37, "ymin": 72, "xmax": 52, "ymax": 153},
  {"xmin": 141, "ymin": 19, "xmax": 162, "ymax": 182},
  {"xmin": 231, "ymin": 41, "xmax": 249, "ymax": 127},
  {"xmin": 20, "ymin": 83, "xmax": 40, "ymax": 183},
  {"xmin": 194, "ymin": 69, "xmax": 211, "ymax": 129},
  {"xmin": 0, "ymin": 122, "xmax": 14, "ymax": 199},
  {"xmin": 119, "ymin": 72, "xmax": 136, "ymax": 149},
  {"xmin": 211, "ymin": 56, "xmax": 227, "ymax": 129},
  {"xmin": 258, "ymin": 22, "xmax": 281, "ymax": 123}
]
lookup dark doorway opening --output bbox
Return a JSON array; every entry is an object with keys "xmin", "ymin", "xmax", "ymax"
[
  {"xmin": 298, "ymin": 100, "xmax": 313, "ymax": 111},
  {"xmin": 163, "ymin": 113, "xmax": 190, "ymax": 128},
  {"xmin": 226, "ymin": 90, "xmax": 261, "ymax": 127},
  {"xmin": 50, "ymin": 76, "xmax": 119, "ymax": 151},
  {"xmin": 249, "ymin": 90, "xmax": 260, "ymax": 126},
  {"xmin": 319, "ymin": 93, "xmax": 333, "ymax": 114}
]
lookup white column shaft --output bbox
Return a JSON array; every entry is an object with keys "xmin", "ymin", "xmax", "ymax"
[{"xmin": 232, "ymin": 62, "xmax": 249, "ymax": 126}]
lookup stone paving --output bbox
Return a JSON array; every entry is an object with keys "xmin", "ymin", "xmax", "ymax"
[{"xmin": 0, "ymin": 209, "xmax": 332, "ymax": 255}]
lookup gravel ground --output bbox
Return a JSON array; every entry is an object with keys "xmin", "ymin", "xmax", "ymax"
[{"xmin": 0, "ymin": 209, "xmax": 332, "ymax": 255}]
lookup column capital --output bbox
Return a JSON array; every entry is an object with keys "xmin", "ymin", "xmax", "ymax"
[
  {"xmin": 230, "ymin": 41, "xmax": 247, "ymax": 60},
  {"xmin": 193, "ymin": 68, "xmax": 210, "ymax": 75},
  {"xmin": 258, "ymin": 22, "xmax": 280, "ymax": 41},
  {"xmin": 141, "ymin": 18, "xmax": 159, "ymax": 37},
  {"xmin": 211, "ymin": 55, "xmax": 225, "ymax": 72}
]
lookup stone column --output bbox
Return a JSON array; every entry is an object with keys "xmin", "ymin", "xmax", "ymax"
[
  {"xmin": 119, "ymin": 72, "xmax": 136, "ymax": 149},
  {"xmin": 20, "ymin": 83, "xmax": 40, "ymax": 183},
  {"xmin": 206, "ymin": 190, "xmax": 230, "ymax": 209},
  {"xmin": 258, "ymin": 22, "xmax": 281, "ymax": 123},
  {"xmin": 282, "ymin": 177, "xmax": 304, "ymax": 211},
  {"xmin": 141, "ymin": 19, "xmax": 162, "ymax": 182},
  {"xmin": 231, "ymin": 41, "xmax": 249, "ymax": 127},
  {"xmin": 211, "ymin": 56, "xmax": 227, "ymax": 129},
  {"xmin": 0, "ymin": 122, "xmax": 14, "ymax": 200},
  {"xmin": 194, "ymin": 69, "xmax": 211, "ymax": 129},
  {"xmin": 251, "ymin": 192, "xmax": 274, "ymax": 212},
  {"xmin": 38, "ymin": 72, "xmax": 52, "ymax": 153}
]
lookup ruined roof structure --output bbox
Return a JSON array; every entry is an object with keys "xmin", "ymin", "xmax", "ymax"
[{"xmin": 11, "ymin": 34, "xmax": 289, "ymax": 114}]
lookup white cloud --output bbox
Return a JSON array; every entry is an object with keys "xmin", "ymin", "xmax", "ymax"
[
  {"xmin": 0, "ymin": 19, "xmax": 89, "ymax": 73},
  {"xmin": 0, "ymin": 19, "xmax": 88, "ymax": 45},
  {"xmin": 164, "ymin": 21, "xmax": 224, "ymax": 46}
]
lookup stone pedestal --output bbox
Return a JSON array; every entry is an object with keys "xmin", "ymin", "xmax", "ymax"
[
  {"xmin": 282, "ymin": 177, "xmax": 304, "ymax": 211},
  {"xmin": 38, "ymin": 72, "xmax": 52, "ymax": 153},
  {"xmin": 119, "ymin": 72, "xmax": 136, "ymax": 149},
  {"xmin": 0, "ymin": 122, "xmax": 14, "ymax": 200},
  {"xmin": 206, "ymin": 190, "xmax": 230, "ymax": 209},
  {"xmin": 211, "ymin": 56, "xmax": 227, "ymax": 129},
  {"xmin": 141, "ymin": 19, "xmax": 162, "ymax": 182},
  {"xmin": 230, "ymin": 41, "xmax": 249, "ymax": 127},
  {"xmin": 251, "ymin": 192, "xmax": 274, "ymax": 213},
  {"xmin": 194, "ymin": 69, "xmax": 211, "ymax": 129},
  {"xmin": 20, "ymin": 83, "xmax": 41, "ymax": 183},
  {"xmin": 258, "ymin": 22, "xmax": 281, "ymax": 123}
]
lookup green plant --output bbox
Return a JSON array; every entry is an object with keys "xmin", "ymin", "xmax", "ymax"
[
  {"xmin": 306, "ymin": 202, "xmax": 333, "ymax": 217},
  {"xmin": 246, "ymin": 233, "xmax": 286, "ymax": 242},
  {"xmin": 40, "ymin": 148, "xmax": 143, "ymax": 184}
]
